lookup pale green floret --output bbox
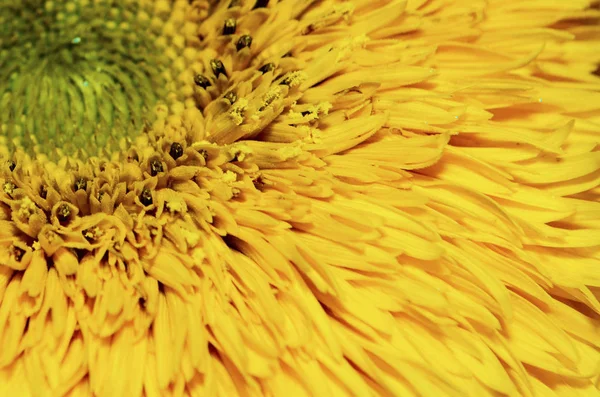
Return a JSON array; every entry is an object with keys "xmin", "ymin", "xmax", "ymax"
[{"xmin": 0, "ymin": 0, "xmax": 171, "ymax": 159}]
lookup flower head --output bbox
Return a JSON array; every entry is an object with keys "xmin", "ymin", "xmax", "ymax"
[{"xmin": 1, "ymin": 0, "xmax": 600, "ymax": 396}]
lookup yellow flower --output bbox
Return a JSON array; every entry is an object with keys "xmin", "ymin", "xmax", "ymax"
[{"xmin": 1, "ymin": 0, "xmax": 600, "ymax": 396}]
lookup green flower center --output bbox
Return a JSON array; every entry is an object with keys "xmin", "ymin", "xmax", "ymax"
[{"xmin": 0, "ymin": 0, "xmax": 172, "ymax": 159}]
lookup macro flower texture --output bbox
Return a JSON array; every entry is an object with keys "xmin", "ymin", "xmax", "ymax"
[{"xmin": 0, "ymin": 0, "xmax": 599, "ymax": 396}]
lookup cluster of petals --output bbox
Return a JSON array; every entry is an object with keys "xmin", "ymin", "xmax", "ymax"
[{"xmin": 1, "ymin": 0, "xmax": 600, "ymax": 396}]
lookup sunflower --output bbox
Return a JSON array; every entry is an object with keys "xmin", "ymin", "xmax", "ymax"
[{"xmin": 1, "ymin": 0, "xmax": 599, "ymax": 396}]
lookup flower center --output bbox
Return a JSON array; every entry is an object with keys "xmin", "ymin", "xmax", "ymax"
[{"xmin": 0, "ymin": 0, "xmax": 172, "ymax": 159}]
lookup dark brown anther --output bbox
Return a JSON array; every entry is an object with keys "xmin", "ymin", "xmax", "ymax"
[
  {"xmin": 198, "ymin": 149, "xmax": 208, "ymax": 161},
  {"xmin": 139, "ymin": 188, "xmax": 153, "ymax": 206},
  {"xmin": 194, "ymin": 74, "xmax": 211, "ymax": 89},
  {"xmin": 280, "ymin": 75, "xmax": 293, "ymax": 85},
  {"xmin": 150, "ymin": 159, "xmax": 164, "ymax": 176},
  {"xmin": 253, "ymin": 0, "xmax": 269, "ymax": 9},
  {"xmin": 39, "ymin": 185, "xmax": 48, "ymax": 199},
  {"xmin": 253, "ymin": 176, "xmax": 263, "ymax": 189},
  {"xmin": 169, "ymin": 142, "xmax": 184, "ymax": 160},
  {"xmin": 7, "ymin": 160, "xmax": 15, "ymax": 172},
  {"xmin": 82, "ymin": 228, "xmax": 96, "ymax": 242},
  {"xmin": 210, "ymin": 59, "xmax": 227, "ymax": 78},
  {"xmin": 12, "ymin": 246, "xmax": 24, "ymax": 262},
  {"xmin": 228, "ymin": 0, "xmax": 241, "ymax": 8},
  {"xmin": 224, "ymin": 91, "xmax": 237, "ymax": 104},
  {"xmin": 127, "ymin": 152, "xmax": 139, "ymax": 162},
  {"xmin": 258, "ymin": 63, "xmax": 275, "ymax": 74},
  {"xmin": 301, "ymin": 111, "xmax": 311, "ymax": 116},
  {"xmin": 236, "ymin": 34, "xmax": 252, "ymax": 51},
  {"xmin": 74, "ymin": 177, "xmax": 87, "ymax": 192},
  {"xmin": 223, "ymin": 18, "xmax": 236, "ymax": 35},
  {"xmin": 57, "ymin": 204, "xmax": 71, "ymax": 223}
]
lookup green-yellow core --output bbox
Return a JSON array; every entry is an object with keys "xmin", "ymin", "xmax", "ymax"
[{"xmin": 0, "ymin": 0, "xmax": 171, "ymax": 159}]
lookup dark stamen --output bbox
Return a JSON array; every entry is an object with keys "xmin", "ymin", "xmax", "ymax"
[
  {"xmin": 280, "ymin": 75, "xmax": 293, "ymax": 85},
  {"xmin": 39, "ymin": 185, "xmax": 48, "ymax": 199},
  {"xmin": 198, "ymin": 149, "xmax": 208, "ymax": 161},
  {"xmin": 223, "ymin": 18, "xmax": 236, "ymax": 35},
  {"xmin": 74, "ymin": 177, "xmax": 87, "ymax": 192},
  {"xmin": 253, "ymin": 0, "xmax": 269, "ymax": 9},
  {"xmin": 224, "ymin": 91, "xmax": 237, "ymax": 104},
  {"xmin": 150, "ymin": 159, "xmax": 164, "ymax": 176},
  {"xmin": 12, "ymin": 246, "xmax": 24, "ymax": 262},
  {"xmin": 139, "ymin": 188, "xmax": 153, "ymax": 206},
  {"xmin": 169, "ymin": 142, "xmax": 184, "ymax": 160},
  {"xmin": 194, "ymin": 74, "xmax": 211, "ymax": 89},
  {"xmin": 210, "ymin": 59, "xmax": 227, "ymax": 78},
  {"xmin": 258, "ymin": 63, "xmax": 275, "ymax": 74},
  {"xmin": 57, "ymin": 204, "xmax": 71, "ymax": 223},
  {"xmin": 236, "ymin": 35, "xmax": 252, "ymax": 51}
]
